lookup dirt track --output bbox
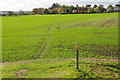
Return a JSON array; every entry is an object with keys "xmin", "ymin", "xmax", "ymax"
[
  {"xmin": 1, "ymin": 57, "xmax": 119, "ymax": 65},
  {"xmin": 100, "ymin": 18, "xmax": 116, "ymax": 27},
  {"xmin": 39, "ymin": 23, "xmax": 52, "ymax": 58}
]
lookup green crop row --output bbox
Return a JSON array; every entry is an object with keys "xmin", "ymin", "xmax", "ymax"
[{"xmin": 2, "ymin": 13, "xmax": 118, "ymax": 62}]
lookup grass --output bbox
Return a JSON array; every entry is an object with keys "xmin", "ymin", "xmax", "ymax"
[
  {"xmin": 43, "ymin": 13, "xmax": 118, "ymax": 59},
  {"xmin": 2, "ymin": 58, "xmax": 119, "ymax": 78},
  {"xmin": 2, "ymin": 13, "xmax": 119, "ymax": 78},
  {"xmin": 2, "ymin": 13, "xmax": 118, "ymax": 62},
  {"xmin": 2, "ymin": 15, "xmax": 56, "ymax": 61}
]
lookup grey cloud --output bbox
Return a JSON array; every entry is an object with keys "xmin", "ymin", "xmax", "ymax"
[{"xmin": 0, "ymin": 0, "xmax": 119, "ymax": 11}]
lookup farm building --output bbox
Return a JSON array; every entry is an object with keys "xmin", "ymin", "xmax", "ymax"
[
  {"xmin": 107, "ymin": 7, "xmax": 114, "ymax": 12},
  {"xmin": 0, "ymin": 11, "xmax": 13, "ymax": 16},
  {"xmin": 76, "ymin": 9, "xmax": 84, "ymax": 13},
  {"xmin": 73, "ymin": 8, "xmax": 88, "ymax": 13},
  {"xmin": 1, "ymin": 11, "xmax": 9, "ymax": 15},
  {"xmin": 114, "ymin": 2, "xmax": 120, "ymax": 12},
  {"xmin": 114, "ymin": 6, "xmax": 120, "ymax": 12}
]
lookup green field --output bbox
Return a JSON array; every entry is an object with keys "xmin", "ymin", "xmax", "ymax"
[
  {"xmin": 2, "ymin": 58, "xmax": 119, "ymax": 78},
  {"xmin": 2, "ymin": 13, "xmax": 119, "ymax": 78}
]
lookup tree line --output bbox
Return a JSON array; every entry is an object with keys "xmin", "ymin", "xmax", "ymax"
[
  {"xmin": 1, "ymin": 3, "xmax": 120, "ymax": 16},
  {"xmin": 31, "ymin": 3, "xmax": 120, "ymax": 14}
]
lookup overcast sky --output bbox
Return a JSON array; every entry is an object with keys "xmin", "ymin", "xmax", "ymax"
[{"xmin": 0, "ymin": 0, "xmax": 119, "ymax": 11}]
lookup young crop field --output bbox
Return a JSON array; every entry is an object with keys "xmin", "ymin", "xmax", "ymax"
[
  {"xmin": 2, "ymin": 13, "xmax": 118, "ymax": 62},
  {"xmin": 2, "ymin": 15, "xmax": 57, "ymax": 61},
  {"xmin": 43, "ymin": 13, "xmax": 118, "ymax": 59},
  {"xmin": 2, "ymin": 13, "xmax": 119, "ymax": 78}
]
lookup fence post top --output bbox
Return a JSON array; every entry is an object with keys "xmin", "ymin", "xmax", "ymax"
[
  {"xmin": 76, "ymin": 42, "xmax": 78, "ymax": 49},
  {"xmin": 76, "ymin": 42, "xmax": 78, "ymax": 45}
]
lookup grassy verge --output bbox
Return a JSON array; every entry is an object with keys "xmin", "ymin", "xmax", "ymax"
[{"xmin": 2, "ymin": 58, "xmax": 119, "ymax": 78}]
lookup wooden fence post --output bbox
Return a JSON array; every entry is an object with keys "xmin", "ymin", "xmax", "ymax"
[{"xmin": 76, "ymin": 42, "xmax": 79, "ymax": 70}]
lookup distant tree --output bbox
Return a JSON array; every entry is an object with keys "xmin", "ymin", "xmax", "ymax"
[
  {"xmin": 87, "ymin": 7, "xmax": 94, "ymax": 13},
  {"xmin": 48, "ymin": 8, "xmax": 52, "ymax": 13},
  {"xmin": 76, "ymin": 5, "xmax": 79, "ymax": 9},
  {"xmin": 62, "ymin": 5, "xmax": 66, "ymax": 9},
  {"xmin": 93, "ymin": 4, "xmax": 98, "ymax": 9},
  {"xmin": 38, "ymin": 8, "xmax": 44, "ymax": 14},
  {"xmin": 69, "ymin": 9, "xmax": 73, "ymax": 14},
  {"xmin": 107, "ymin": 5, "xmax": 113, "ymax": 8},
  {"xmin": 51, "ymin": 3, "xmax": 61, "ymax": 9},
  {"xmin": 116, "ymin": 4, "xmax": 120, "ymax": 7},
  {"xmin": 104, "ymin": 8, "xmax": 107, "ymax": 12},
  {"xmin": 51, "ymin": 3, "xmax": 56, "ymax": 9},
  {"xmin": 107, "ymin": 5, "xmax": 114, "ymax": 12},
  {"xmin": 50, "ymin": 8, "xmax": 58, "ymax": 14},
  {"xmin": 18, "ymin": 11, "xmax": 25, "ymax": 15},
  {"xmin": 70, "ymin": 5, "xmax": 75, "ymax": 10},
  {"xmin": 66, "ymin": 9, "xmax": 70, "ymax": 14},
  {"xmin": 56, "ymin": 3, "xmax": 61, "ymax": 8},
  {"xmin": 30, "ymin": 3, "xmax": 115, "ymax": 14},
  {"xmin": 94, "ymin": 8, "xmax": 100, "ymax": 12},
  {"xmin": 86, "ymin": 5, "xmax": 91, "ymax": 8},
  {"xmin": 44, "ymin": 9, "xmax": 49, "ymax": 14},
  {"xmin": 62, "ymin": 5, "xmax": 66, "ymax": 13},
  {"xmin": 32, "ymin": 8, "xmax": 39, "ymax": 14},
  {"xmin": 64, "ymin": 6, "xmax": 74, "ymax": 14},
  {"xmin": 58, "ymin": 7, "xmax": 63, "ymax": 14},
  {"xmin": 8, "ymin": 11, "xmax": 15, "ymax": 16},
  {"xmin": 81, "ymin": 6, "xmax": 85, "ymax": 10},
  {"xmin": 98, "ymin": 4, "xmax": 104, "ymax": 12},
  {"xmin": 80, "ymin": 6, "xmax": 86, "ymax": 13}
]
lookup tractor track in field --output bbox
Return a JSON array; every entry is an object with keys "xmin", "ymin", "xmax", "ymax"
[
  {"xmin": 72, "ymin": 58, "xmax": 120, "ymax": 62},
  {"xmin": 1, "ymin": 17, "xmax": 120, "ymax": 64},
  {"xmin": 100, "ymin": 18, "xmax": 116, "ymax": 27},
  {"xmin": 39, "ymin": 22, "xmax": 53, "ymax": 58},
  {"xmin": 1, "ymin": 58, "xmax": 120, "ymax": 65}
]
